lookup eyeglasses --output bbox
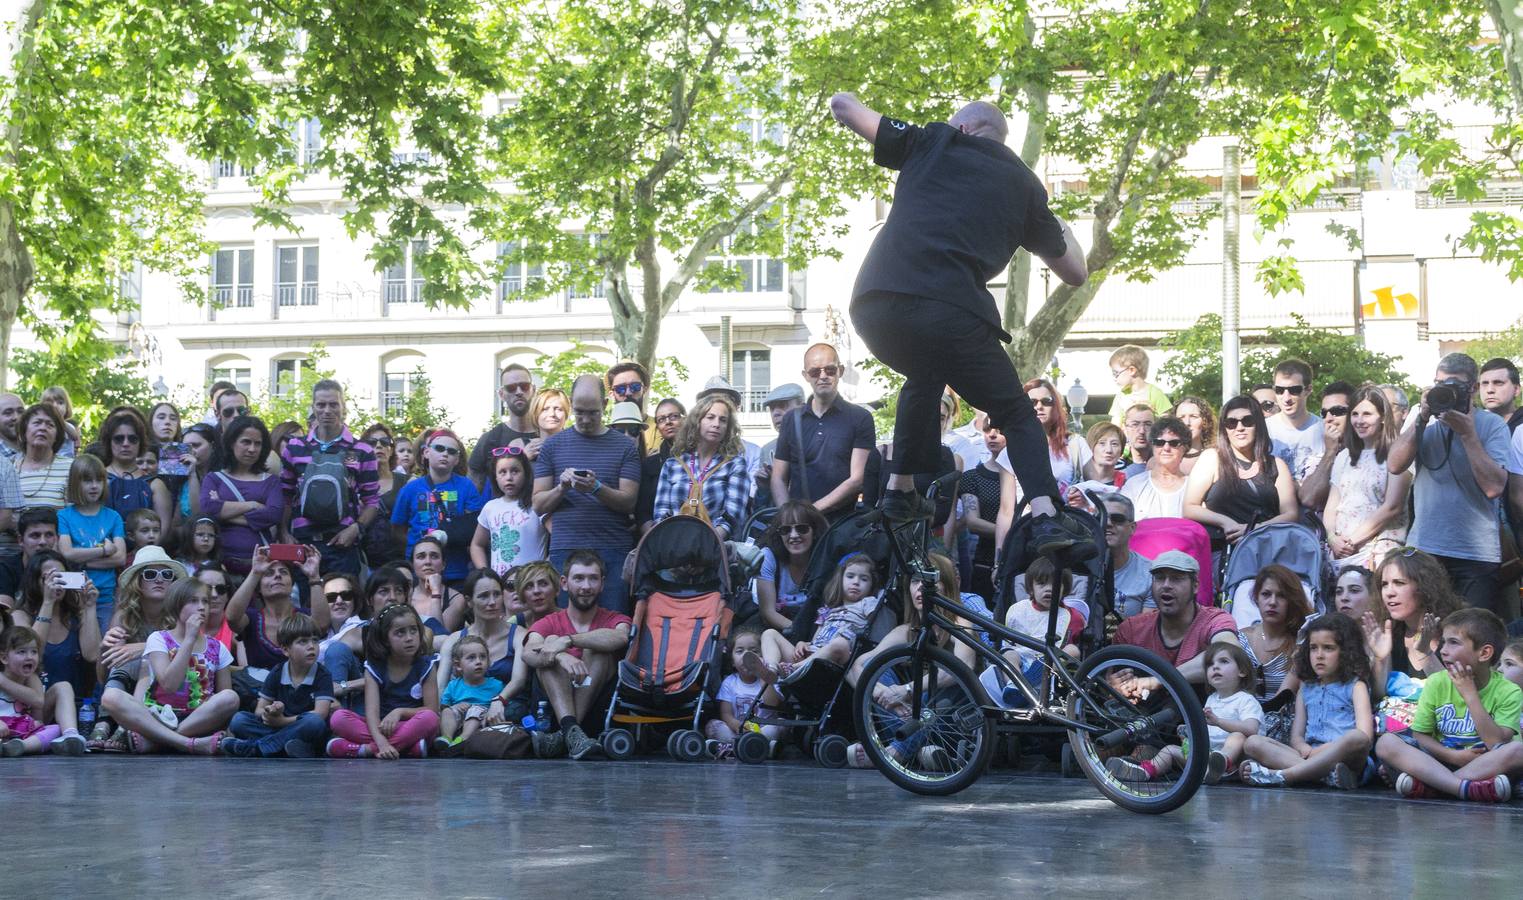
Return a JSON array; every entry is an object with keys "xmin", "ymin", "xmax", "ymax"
[
  {"xmin": 780, "ymin": 524, "xmax": 813, "ymax": 536},
  {"xmin": 611, "ymin": 382, "xmax": 644, "ymax": 397},
  {"xmin": 1258, "ymin": 400, "xmax": 1278, "ymax": 413},
  {"xmin": 1322, "ymin": 405, "xmax": 1349, "ymax": 418},
  {"xmin": 1106, "ymin": 513, "xmax": 1133, "ymax": 526},
  {"xmin": 805, "ymin": 365, "xmax": 841, "ymax": 379},
  {"xmin": 655, "ymin": 413, "xmax": 683, "ymax": 425},
  {"xmin": 501, "ymin": 383, "xmax": 534, "ymax": 394},
  {"xmin": 111, "ymin": 434, "xmax": 140, "ymax": 445},
  {"xmin": 1151, "ymin": 438, "xmax": 1185, "ymax": 448},
  {"xmin": 1031, "ymin": 397, "xmax": 1056, "ymax": 408},
  {"xmin": 204, "ymin": 582, "xmax": 230, "ymax": 595},
  {"xmin": 140, "ymin": 567, "xmax": 178, "ymax": 583},
  {"xmin": 429, "ymin": 444, "xmax": 461, "ymax": 456},
  {"xmin": 1110, "ymin": 367, "xmax": 1132, "ymax": 378},
  {"xmin": 1272, "ymin": 385, "xmax": 1304, "ymax": 396},
  {"xmin": 221, "ymin": 406, "xmax": 250, "ymax": 417},
  {"xmin": 1223, "ymin": 415, "xmax": 1255, "ymax": 430},
  {"xmin": 369, "ymin": 437, "xmax": 394, "ymax": 448},
  {"xmin": 490, "ymin": 445, "xmax": 525, "ymax": 458},
  {"xmin": 325, "ymin": 590, "xmax": 357, "ymax": 603}
]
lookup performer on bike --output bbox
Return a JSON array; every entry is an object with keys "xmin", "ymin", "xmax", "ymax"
[{"xmin": 831, "ymin": 93, "xmax": 1088, "ymax": 526}]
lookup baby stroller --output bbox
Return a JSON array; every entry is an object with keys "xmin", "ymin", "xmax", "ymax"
[
  {"xmin": 601, "ymin": 515, "xmax": 735, "ymax": 761},
  {"xmin": 992, "ymin": 494, "xmax": 1111, "ymax": 655},
  {"xmin": 1220, "ymin": 522, "xmax": 1329, "ymax": 630},
  {"xmin": 1130, "ymin": 518, "xmax": 1215, "ymax": 606}
]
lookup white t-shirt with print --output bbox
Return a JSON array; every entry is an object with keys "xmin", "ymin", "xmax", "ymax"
[
  {"xmin": 477, "ymin": 497, "xmax": 547, "ymax": 575},
  {"xmin": 1205, "ymin": 689, "xmax": 1264, "ymax": 752}
]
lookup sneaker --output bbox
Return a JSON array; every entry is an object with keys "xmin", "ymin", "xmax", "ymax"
[
  {"xmin": 882, "ymin": 489, "xmax": 934, "ymax": 523},
  {"xmin": 1464, "ymin": 774, "xmax": 1512, "ymax": 803},
  {"xmin": 50, "ymin": 733, "xmax": 88, "ymax": 756},
  {"xmin": 220, "ymin": 737, "xmax": 259, "ymax": 758},
  {"xmin": 433, "ymin": 736, "xmax": 453, "ymax": 755},
  {"xmin": 564, "ymin": 723, "xmax": 603, "ymax": 761},
  {"xmin": 1394, "ymin": 772, "xmax": 1435, "ymax": 799},
  {"xmin": 1323, "ymin": 761, "xmax": 1357, "ymax": 791},
  {"xmin": 326, "ymin": 738, "xmax": 362, "ymax": 759},
  {"xmin": 283, "ymin": 739, "xmax": 317, "ymax": 759},
  {"xmin": 531, "ymin": 728, "xmax": 567, "ymax": 759},
  {"xmin": 1105, "ymin": 756, "xmax": 1151, "ymax": 782},
  {"xmin": 1238, "ymin": 760, "xmax": 1286, "ymax": 786},
  {"xmin": 1204, "ymin": 750, "xmax": 1228, "ymax": 786},
  {"xmin": 917, "ymin": 745, "xmax": 953, "ymax": 772},
  {"xmin": 2, "ymin": 738, "xmax": 27, "ymax": 757}
]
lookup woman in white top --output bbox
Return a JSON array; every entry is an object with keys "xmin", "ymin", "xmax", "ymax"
[
  {"xmin": 1324, "ymin": 385, "xmax": 1410, "ymax": 569},
  {"xmin": 1120, "ymin": 416, "xmax": 1191, "ymax": 520},
  {"xmin": 1022, "ymin": 378, "xmax": 1093, "ymax": 488},
  {"xmin": 13, "ymin": 403, "xmax": 74, "ymax": 509}
]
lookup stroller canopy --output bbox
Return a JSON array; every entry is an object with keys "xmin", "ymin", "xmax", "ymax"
[{"xmin": 628, "ymin": 515, "xmax": 731, "ymax": 599}]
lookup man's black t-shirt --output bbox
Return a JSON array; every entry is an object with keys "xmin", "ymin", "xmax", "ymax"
[
  {"xmin": 468, "ymin": 423, "xmax": 538, "ymax": 484},
  {"xmin": 852, "ymin": 117, "xmax": 1066, "ymax": 339}
]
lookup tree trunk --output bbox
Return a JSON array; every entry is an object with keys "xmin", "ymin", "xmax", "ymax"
[
  {"xmin": 0, "ymin": 0, "xmax": 45, "ymax": 392},
  {"xmin": 0, "ymin": 206, "xmax": 33, "ymax": 391},
  {"xmin": 1487, "ymin": 0, "xmax": 1523, "ymax": 118}
]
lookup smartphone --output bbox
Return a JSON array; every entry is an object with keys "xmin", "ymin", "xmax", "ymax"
[
  {"xmin": 267, "ymin": 544, "xmax": 308, "ymax": 563},
  {"xmin": 158, "ymin": 442, "xmax": 192, "ymax": 477},
  {"xmin": 573, "ymin": 469, "xmax": 594, "ymax": 479},
  {"xmin": 57, "ymin": 571, "xmax": 89, "ymax": 590}
]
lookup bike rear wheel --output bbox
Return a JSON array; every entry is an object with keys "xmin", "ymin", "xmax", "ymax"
[
  {"xmin": 853, "ymin": 645, "xmax": 994, "ymax": 796},
  {"xmin": 1065, "ymin": 644, "xmax": 1209, "ymax": 814}
]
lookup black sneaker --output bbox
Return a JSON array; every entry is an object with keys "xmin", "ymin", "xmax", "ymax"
[
  {"xmin": 532, "ymin": 729, "xmax": 568, "ymax": 759},
  {"xmin": 564, "ymin": 724, "xmax": 604, "ymax": 761},
  {"xmin": 220, "ymin": 738, "xmax": 259, "ymax": 758},
  {"xmin": 881, "ymin": 489, "xmax": 934, "ymax": 523},
  {"xmin": 283, "ymin": 739, "xmax": 317, "ymax": 759}
]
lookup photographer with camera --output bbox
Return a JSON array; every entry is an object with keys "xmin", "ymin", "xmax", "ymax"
[{"xmin": 1388, "ymin": 353, "xmax": 1512, "ymax": 613}]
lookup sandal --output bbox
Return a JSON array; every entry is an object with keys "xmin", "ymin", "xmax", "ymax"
[
  {"xmin": 186, "ymin": 732, "xmax": 224, "ymax": 756},
  {"xmin": 97, "ymin": 727, "xmax": 130, "ymax": 754}
]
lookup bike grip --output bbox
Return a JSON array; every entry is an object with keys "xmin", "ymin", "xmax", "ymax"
[{"xmin": 1096, "ymin": 707, "xmax": 1179, "ymax": 750}]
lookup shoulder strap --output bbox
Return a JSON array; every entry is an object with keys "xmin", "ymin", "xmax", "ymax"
[
  {"xmin": 791, "ymin": 408, "xmax": 812, "ymax": 500},
  {"xmin": 212, "ymin": 471, "xmax": 247, "ymax": 503}
]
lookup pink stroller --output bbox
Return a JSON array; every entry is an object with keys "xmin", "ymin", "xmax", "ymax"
[{"xmin": 1130, "ymin": 518, "xmax": 1214, "ymax": 605}]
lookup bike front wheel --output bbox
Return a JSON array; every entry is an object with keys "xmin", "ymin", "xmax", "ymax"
[
  {"xmin": 1065, "ymin": 644, "xmax": 1209, "ymax": 815},
  {"xmin": 853, "ymin": 644, "xmax": 995, "ymax": 796}
]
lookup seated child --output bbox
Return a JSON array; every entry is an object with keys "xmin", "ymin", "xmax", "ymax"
[
  {"xmin": 998, "ymin": 557, "xmax": 1082, "ymax": 697},
  {"xmin": 1239, "ymin": 613, "xmax": 1374, "ymax": 790},
  {"xmin": 437, "ymin": 635, "xmax": 506, "ymax": 750},
  {"xmin": 326, "ymin": 604, "xmax": 440, "ymax": 759},
  {"xmin": 0, "ymin": 625, "xmax": 87, "ymax": 756},
  {"xmin": 1374, "ymin": 608, "xmax": 1522, "ymax": 802},
  {"xmin": 223, "ymin": 612, "xmax": 334, "ymax": 758},
  {"xmin": 123, "ymin": 509, "xmax": 163, "ymax": 568},
  {"xmin": 1107, "ymin": 640, "xmax": 1263, "ymax": 784},
  {"xmin": 711, "ymin": 625, "xmax": 786, "ymax": 758},
  {"xmin": 754, "ymin": 553, "xmax": 880, "ymax": 681}
]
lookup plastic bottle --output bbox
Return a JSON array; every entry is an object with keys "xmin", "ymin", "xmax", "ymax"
[
  {"xmin": 521, "ymin": 701, "xmax": 552, "ymax": 733},
  {"xmin": 78, "ymin": 702, "xmax": 97, "ymax": 731}
]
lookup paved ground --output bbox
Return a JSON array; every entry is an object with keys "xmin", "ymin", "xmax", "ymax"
[{"xmin": 6, "ymin": 758, "xmax": 1523, "ymax": 897}]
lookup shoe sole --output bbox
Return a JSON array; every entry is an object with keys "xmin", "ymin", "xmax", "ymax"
[
  {"xmin": 1326, "ymin": 762, "xmax": 1356, "ymax": 791},
  {"xmin": 1204, "ymin": 752, "xmax": 1226, "ymax": 786}
]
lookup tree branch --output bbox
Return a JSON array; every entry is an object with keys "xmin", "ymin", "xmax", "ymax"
[{"xmin": 657, "ymin": 167, "xmax": 791, "ymax": 316}]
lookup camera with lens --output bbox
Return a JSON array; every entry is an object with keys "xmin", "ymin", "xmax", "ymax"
[{"xmin": 1426, "ymin": 378, "xmax": 1471, "ymax": 416}]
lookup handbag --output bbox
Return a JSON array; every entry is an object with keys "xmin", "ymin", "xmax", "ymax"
[{"xmin": 677, "ymin": 454, "xmax": 727, "ymax": 527}]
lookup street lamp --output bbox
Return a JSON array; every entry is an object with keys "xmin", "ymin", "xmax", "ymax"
[{"xmin": 1066, "ymin": 379, "xmax": 1088, "ymax": 432}]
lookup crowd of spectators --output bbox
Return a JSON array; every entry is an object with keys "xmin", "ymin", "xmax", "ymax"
[{"xmin": 2, "ymin": 344, "xmax": 1522, "ymax": 803}]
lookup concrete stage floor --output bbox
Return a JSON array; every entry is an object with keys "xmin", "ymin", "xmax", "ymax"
[{"xmin": 6, "ymin": 758, "xmax": 1522, "ymax": 897}]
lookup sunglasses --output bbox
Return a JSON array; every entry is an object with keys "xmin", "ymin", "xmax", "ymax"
[
  {"xmin": 1258, "ymin": 399, "xmax": 1278, "ymax": 413},
  {"xmin": 325, "ymin": 589, "xmax": 357, "ymax": 603},
  {"xmin": 805, "ymin": 365, "xmax": 841, "ymax": 379},
  {"xmin": 780, "ymin": 524, "xmax": 813, "ymax": 536},
  {"xmin": 655, "ymin": 413, "xmax": 683, "ymax": 425},
  {"xmin": 429, "ymin": 444, "xmax": 461, "ymax": 456},
  {"xmin": 502, "ymin": 383, "xmax": 534, "ymax": 394},
  {"xmin": 1223, "ymin": 415, "xmax": 1255, "ymax": 430},
  {"xmin": 112, "ymin": 433, "xmax": 140, "ymax": 445},
  {"xmin": 490, "ymin": 445, "xmax": 526, "ymax": 458},
  {"xmin": 1151, "ymin": 438, "xmax": 1185, "ymax": 448},
  {"xmin": 1032, "ymin": 397, "xmax": 1056, "ymax": 408},
  {"xmin": 1272, "ymin": 385, "xmax": 1304, "ymax": 396},
  {"xmin": 1106, "ymin": 513, "xmax": 1133, "ymax": 526},
  {"xmin": 612, "ymin": 382, "xmax": 644, "ymax": 397},
  {"xmin": 369, "ymin": 437, "xmax": 394, "ymax": 448},
  {"xmin": 221, "ymin": 405, "xmax": 251, "ymax": 417},
  {"xmin": 140, "ymin": 567, "xmax": 178, "ymax": 583},
  {"xmin": 203, "ymin": 582, "xmax": 230, "ymax": 595},
  {"xmin": 1322, "ymin": 405, "xmax": 1349, "ymax": 418}
]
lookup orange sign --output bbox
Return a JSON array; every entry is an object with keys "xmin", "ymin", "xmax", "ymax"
[{"xmin": 1363, "ymin": 285, "xmax": 1418, "ymax": 319}]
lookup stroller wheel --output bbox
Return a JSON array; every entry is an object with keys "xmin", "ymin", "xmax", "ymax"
[
  {"xmin": 814, "ymin": 733, "xmax": 849, "ymax": 769},
  {"xmin": 602, "ymin": 728, "xmax": 635, "ymax": 761},
  {"xmin": 671, "ymin": 729, "xmax": 705, "ymax": 762},
  {"xmin": 736, "ymin": 731, "xmax": 770, "ymax": 765}
]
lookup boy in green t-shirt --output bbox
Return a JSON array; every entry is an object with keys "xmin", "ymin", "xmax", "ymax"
[
  {"xmin": 1106, "ymin": 344, "xmax": 1171, "ymax": 425},
  {"xmin": 1375, "ymin": 608, "xmax": 1522, "ymax": 802}
]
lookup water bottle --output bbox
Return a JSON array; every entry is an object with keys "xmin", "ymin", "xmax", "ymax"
[
  {"xmin": 521, "ymin": 700, "xmax": 551, "ymax": 733},
  {"xmin": 78, "ymin": 702, "xmax": 97, "ymax": 731}
]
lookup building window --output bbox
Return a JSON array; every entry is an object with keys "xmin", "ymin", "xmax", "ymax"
[
  {"xmin": 213, "ymin": 160, "xmax": 253, "ymax": 179},
  {"xmin": 209, "ymin": 361, "xmax": 252, "ymax": 396},
  {"xmin": 276, "ymin": 245, "xmax": 320, "ymax": 306},
  {"xmin": 272, "ymin": 358, "xmax": 313, "ymax": 398},
  {"xmin": 383, "ymin": 240, "xmax": 426, "ymax": 304},
  {"xmin": 292, "ymin": 118, "xmax": 322, "ymax": 168},
  {"xmin": 732, "ymin": 349, "xmax": 772, "ymax": 413},
  {"xmin": 702, "ymin": 215, "xmax": 784, "ymax": 294},
  {"xmin": 381, "ymin": 354, "xmax": 425, "ymax": 415},
  {"xmin": 497, "ymin": 241, "xmax": 546, "ymax": 300},
  {"xmin": 212, "ymin": 247, "xmax": 254, "ymax": 308}
]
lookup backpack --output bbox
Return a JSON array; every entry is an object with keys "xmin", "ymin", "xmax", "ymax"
[
  {"xmin": 298, "ymin": 442, "xmax": 353, "ymax": 529},
  {"xmin": 677, "ymin": 455, "xmax": 727, "ymax": 527}
]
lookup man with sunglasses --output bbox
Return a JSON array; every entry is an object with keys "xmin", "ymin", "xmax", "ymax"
[
  {"xmin": 279, "ymin": 380, "xmax": 380, "ymax": 577},
  {"xmin": 1295, "ymin": 380, "xmax": 1354, "ymax": 509},
  {"xmin": 215, "ymin": 389, "xmax": 251, "ymax": 430},
  {"xmin": 770, "ymin": 343, "xmax": 876, "ymax": 522},
  {"xmin": 1265, "ymin": 358, "xmax": 1323, "ymax": 483},
  {"xmin": 468, "ymin": 363, "xmax": 539, "ymax": 489},
  {"xmin": 1389, "ymin": 353, "xmax": 1511, "ymax": 613},
  {"xmin": 829, "ymin": 93, "xmax": 1085, "ymax": 526},
  {"xmin": 1102, "ymin": 496, "xmax": 1155, "ymax": 618}
]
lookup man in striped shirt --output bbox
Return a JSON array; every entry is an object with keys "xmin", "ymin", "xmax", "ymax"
[{"xmin": 279, "ymin": 380, "xmax": 380, "ymax": 576}]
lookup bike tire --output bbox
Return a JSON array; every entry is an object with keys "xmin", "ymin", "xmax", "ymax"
[
  {"xmin": 853, "ymin": 644, "xmax": 995, "ymax": 796},
  {"xmin": 1065, "ymin": 644, "xmax": 1209, "ymax": 815}
]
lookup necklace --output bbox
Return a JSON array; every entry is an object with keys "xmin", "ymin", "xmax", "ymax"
[{"xmin": 1233, "ymin": 454, "xmax": 1254, "ymax": 472}]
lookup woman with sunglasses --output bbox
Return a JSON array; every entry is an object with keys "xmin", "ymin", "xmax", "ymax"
[
  {"xmin": 756, "ymin": 500, "xmax": 829, "ymax": 630},
  {"xmin": 97, "ymin": 408, "xmax": 154, "ymax": 517},
  {"xmin": 1120, "ymin": 417, "xmax": 1192, "ymax": 520},
  {"xmin": 391, "ymin": 428, "xmax": 486, "ymax": 586},
  {"xmin": 195, "ymin": 563, "xmax": 246, "ymax": 664},
  {"xmin": 202, "ymin": 416, "xmax": 286, "ymax": 575},
  {"xmin": 360, "ymin": 423, "xmax": 405, "ymax": 570},
  {"xmin": 1169, "ymin": 396, "xmax": 1217, "ymax": 475},
  {"xmin": 1183, "ymin": 396, "xmax": 1300, "ymax": 544},
  {"xmin": 89, "ymin": 547, "xmax": 186, "ymax": 748},
  {"xmin": 225, "ymin": 543, "xmax": 326, "ymax": 679},
  {"xmin": 1018, "ymin": 378, "xmax": 1094, "ymax": 489},
  {"xmin": 1324, "ymin": 385, "xmax": 1410, "ymax": 569}
]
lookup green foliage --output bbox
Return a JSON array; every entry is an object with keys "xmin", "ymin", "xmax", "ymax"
[
  {"xmin": 532, "ymin": 341, "xmax": 689, "ymax": 401},
  {"xmin": 376, "ymin": 367, "xmax": 455, "ymax": 443},
  {"xmin": 1464, "ymin": 317, "xmax": 1523, "ymax": 367},
  {"xmin": 10, "ymin": 347, "xmax": 155, "ymax": 435},
  {"xmin": 247, "ymin": 345, "xmax": 338, "ymax": 430},
  {"xmin": 1157, "ymin": 314, "xmax": 1416, "ymax": 410}
]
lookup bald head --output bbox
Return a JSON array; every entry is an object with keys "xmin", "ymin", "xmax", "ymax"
[
  {"xmin": 570, "ymin": 374, "xmax": 607, "ymax": 435},
  {"xmin": 949, "ymin": 101, "xmax": 1008, "ymax": 142},
  {"xmin": 0, "ymin": 392, "xmax": 22, "ymax": 444}
]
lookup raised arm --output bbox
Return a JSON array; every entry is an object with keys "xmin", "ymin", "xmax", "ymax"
[
  {"xmin": 830, "ymin": 92, "xmax": 883, "ymax": 144},
  {"xmin": 1041, "ymin": 219, "xmax": 1088, "ymax": 287}
]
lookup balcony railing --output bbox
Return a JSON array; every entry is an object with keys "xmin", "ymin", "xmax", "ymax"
[
  {"xmin": 213, "ymin": 285, "xmax": 254, "ymax": 308},
  {"xmin": 277, "ymin": 283, "xmax": 320, "ymax": 307}
]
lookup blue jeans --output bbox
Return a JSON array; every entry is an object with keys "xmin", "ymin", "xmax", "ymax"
[
  {"xmin": 549, "ymin": 547, "xmax": 631, "ymax": 615},
  {"xmin": 228, "ymin": 710, "xmax": 329, "ymax": 756},
  {"xmin": 322, "ymin": 641, "xmax": 365, "ymax": 712},
  {"xmin": 294, "ymin": 527, "xmax": 364, "ymax": 578}
]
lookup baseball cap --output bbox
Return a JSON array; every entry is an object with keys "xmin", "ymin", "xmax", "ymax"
[{"xmin": 1149, "ymin": 550, "xmax": 1199, "ymax": 575}]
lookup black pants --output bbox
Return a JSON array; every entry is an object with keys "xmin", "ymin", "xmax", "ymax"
[
  {"xmin": 1434, "ymin": 553, "xmax": 1501, "ymax": 614},
  {"xmin": 851, "ymin": 291, "xmax": 1059, "ymax": 501}
]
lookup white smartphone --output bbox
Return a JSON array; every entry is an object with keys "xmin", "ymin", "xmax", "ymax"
[{"xmin": 57, "ymin": 571, "xmax": 89, "ymax": 590}]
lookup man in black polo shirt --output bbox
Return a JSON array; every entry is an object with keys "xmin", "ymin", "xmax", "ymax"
[
  {"xmin": 771, "ymin": 343, "xmax": 875, "ymax": 521},
  {"xmin": 469, "ymin": 363, "xmax": 539, "ymax": 489},
  {"xmin": 831, "ymin": 93, "xmax": 1087, "ymax": 523}
]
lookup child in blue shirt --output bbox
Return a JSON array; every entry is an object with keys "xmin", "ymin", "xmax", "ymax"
[
  {"xmin": 391, "ymin": 429, "xmax": 485, "ymax": 583},
  {"xmin": 55, "ymin": 455, "xmax": 126, "ymax": 632},
  {"xmin": 437, "ymin": 635, "xmax": 506, "ymax": 750}
]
